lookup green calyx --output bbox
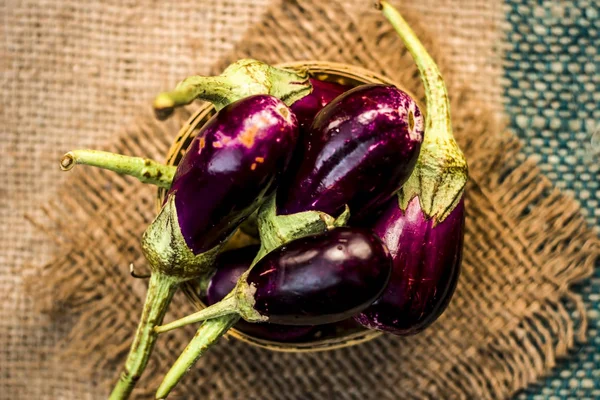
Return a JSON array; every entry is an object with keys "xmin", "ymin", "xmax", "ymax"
[
  {"xmin": 141, "ymin": 194, "xmax": 222, "ymax": 281},
  {"xmin": 380, "ymin": 1, "xmax": 468, "ymax": 224},
  {"xmin": 153, "ymin": 59, "xmax": 313, "ymax": 119},
  {"xmin": 397, "ymin": 136, "xmax": 468, "ymax": 224},
  {"xmin": 234, "ymin": 281, "xmax": 265, "ymax": 322},
  {"xmin": 255, "ymin": 194, "xmax": 350, "ymax": 260},
  {"xmin": 154, "ymin": 280, "xmax": 265, "ymax": 334}
]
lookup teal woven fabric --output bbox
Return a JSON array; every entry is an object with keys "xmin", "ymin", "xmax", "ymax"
[{"xmin": 503, "ymin": 1, "xmax": 599, "ymax": 398}]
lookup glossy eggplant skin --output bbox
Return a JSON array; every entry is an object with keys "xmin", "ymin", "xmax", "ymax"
[
  {"xmin": 168, "ymin": 95, "xmax": 299, "ymax": 254},
  {"xmin": 277, "ymin": 84, "xmax": 423, "ymax": 219},
  {"xmin": 354, "ymin": 196, "xmax": 465, "ymax": 336},
  {"xmin": 247, "ymin": 227, "xmax": 393, "ymax": 325},
  {"xmin": 290, "ymin": 78, "xmax": 350, "ymax": 129},
  {"xmin": 206, "ymin": 246, "xmax": 314, "ymax": 342}
]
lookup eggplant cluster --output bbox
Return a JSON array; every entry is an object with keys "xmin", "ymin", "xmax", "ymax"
[{"xmin": 59, "ymin": 2, "xmax": 467, "ymax": 399}]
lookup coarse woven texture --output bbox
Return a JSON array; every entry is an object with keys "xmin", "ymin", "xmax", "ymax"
[
  {"xmin": 1, "ymin": 0, "xmax": 271, "ymax": 398},
  {"xmin": 3, "ymin": 1, "xmax": 599, "ymax": 400},
  {"xmin": 501, "ymin": 1, "xmax": 600, "ymax": 399}
]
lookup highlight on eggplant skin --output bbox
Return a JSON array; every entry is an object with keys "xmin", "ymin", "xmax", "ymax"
[
  {"xmin": 168, "ymin": 94, "xmax": 299, "ymax": 254},
  {"xmin": 247, "ymin": 227, "xmax": 393, "ymax": 326},
  {"xmin": 354, "ymin": 196, "xmax": 465, "ymax": 336},
  {"xmin": 205, "ymin": 246, "xmax": 315, "ymax": 342},
  {"xmin": 277, "ymin": 84, "xmax": 424, "ymax": 219}
]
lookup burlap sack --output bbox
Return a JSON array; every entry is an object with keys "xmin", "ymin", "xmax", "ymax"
[{"xmin": 4, "ymin": 0, "xmax": 598, "ymax": 398}]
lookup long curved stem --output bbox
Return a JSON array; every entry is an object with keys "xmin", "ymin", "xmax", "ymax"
[
  {"xmin": 109, "ymin": 273, "xmax": 179, "ymax": 400},
  {"xmin": 61, "ymin": 149, "xmax": 176, "ymax": 189},
  {"xmin": 379, "ymin": 0, "xmax": 451, "ymax": 142},
  {"xmin": 152, "ymin": 59, "xmax": 312, "ymax": 120},
  {"xmin": 154, "ymin": 296, "xmax": 238, "ymax": 334},
  {"xmin": 378, "ymin": 1, "xmax": 468, "ymax": 223},
  {"xmin": 155, "ymin": 315, "xmax": 239, "ymax": 400},
  {"xmin": 153, "ymin": 76, "xmax": 238, "ymax": 119}
]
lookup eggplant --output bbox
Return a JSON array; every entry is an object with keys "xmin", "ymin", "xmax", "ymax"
[
  {"xmin": 156, "ymin": 228, "xmax": 392, "ymax": 332},
  {"xmin": 63, "ymin": 95, "xmax": 299, "ymax": 400},
  {"xmin": 205, "ymin": 246, "xmax": 314, "ymax": 342},
  {"xmin": 351, "ymin": 2, "xmax": 469, "ymax": 336},
  {"xmin": 166, "ymin": 95, "xmax": 299, "ymax": 254},
  {"xmin": 156, "ymin": 228, "xmax": 392, "ymax": 398},
  {"xmin": 277, "ymin": 83, "xmax": 424, "ymax": 219},
  {"xmin": 290, "ymin": 78, "xmax": 350, "ymax": 129},
  {"xmin": 244, "ymin": 227, "xmax": 392, "ymax": 324},
  {"xmin": 377, "ymin": 1, "xmax": 468, "ymax": 222},
  {"xmin": 354, "ymin": 197, "xmax": 464, "ymax": 335}
]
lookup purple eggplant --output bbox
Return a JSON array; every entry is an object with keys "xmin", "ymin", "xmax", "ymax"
[
  {"xmin": 350, "ymin": 2, "xmax": 470, "ymax": 337},
  {"xmin": 61, "ymin": 95, "xmax": 299, "ymax": 400},
  {"xmin": 290, "ymin": 78, "xmax": 350, "ymax": 129},
  {"xmin": 354, "ymin": 197, "xmax": 464, "ymax": 335},
  {"xmin": 377, "ymin": 1, "xmax": 468, "ymax": 222},
  {"xmin": 62, "ymin": 95, "xmax": 299, "ymax": 258},
  {"xmin": 110, "ymin": 95, "xmax": 298, "ymax": 399},
  {"xmin": 167, "ymin": 95, "xmax": 299, "ymax": 254},
  {"xmin": 156, "ymin": 228, "xmax": 392, "ymax": 332},
  {"xmin": 248, "ymin": 228, "xmax": 392, "ymax": 325},
  {"xmin": 277, "ymin": 84, "xmax": 424, "ymax": 219},
  {"xmin": 205, "ymin": 246, "xmax": 314, "ymax": 342}
]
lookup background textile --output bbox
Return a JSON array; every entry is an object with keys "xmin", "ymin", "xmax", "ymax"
[
  {"xmin": 1, "ymin": 0, "xmax": 598, "ymax": 399},
  {"xmin": 502, "ymin": 1, "xmax": 600, "ymax": 399},
  {"xmin": 2, "ymin": 0, "xmax": 272, "ymax": 397}
]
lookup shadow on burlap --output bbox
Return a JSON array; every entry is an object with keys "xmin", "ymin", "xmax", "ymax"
[{"xmin": 21, "ymin": 0, "xmax": 599, "ymax": 398}]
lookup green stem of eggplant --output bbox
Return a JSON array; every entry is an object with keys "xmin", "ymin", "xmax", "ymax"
[
  {"xmin": 154, "ymin": 295, "xmax": 239, "ymax": 334},
  {"xmin": 378, "ymin": 0, "xmax": 451, "ymax": 143},
  {"xmin": 61, "ymin": 149, "xmax": 176, "ymax": 189},
  {"xmin": 152, "ymin": 59, "xmax": 312, "ymax": 120},
  {"xmin": 155, "ymin": 315, "xmax": 239, "ymax": 400},
  {"xmin": 109, "ymin": 273, "xmax": 179, "ymax": 400},
  {"xmin": 153, "ymin": 76, "xmax": 238, "ymax": 118},
  {"xmin": 379, "ymin": 1, "xmax": 468, "ymax": 224}
]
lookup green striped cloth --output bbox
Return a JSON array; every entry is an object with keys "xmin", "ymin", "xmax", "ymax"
[{"xmin": 503, "ymin": 1, "xmax": 599, "ymax": 398}]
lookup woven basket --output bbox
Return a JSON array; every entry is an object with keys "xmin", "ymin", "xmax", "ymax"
[{"xmin": 157, "ymin": 61, "xmax": 414, "ymax": 352}]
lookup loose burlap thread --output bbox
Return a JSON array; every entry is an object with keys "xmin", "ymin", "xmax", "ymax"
[{"xmin": 16, "ymin": 0, "xmax": 599, "ymax": 398}]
